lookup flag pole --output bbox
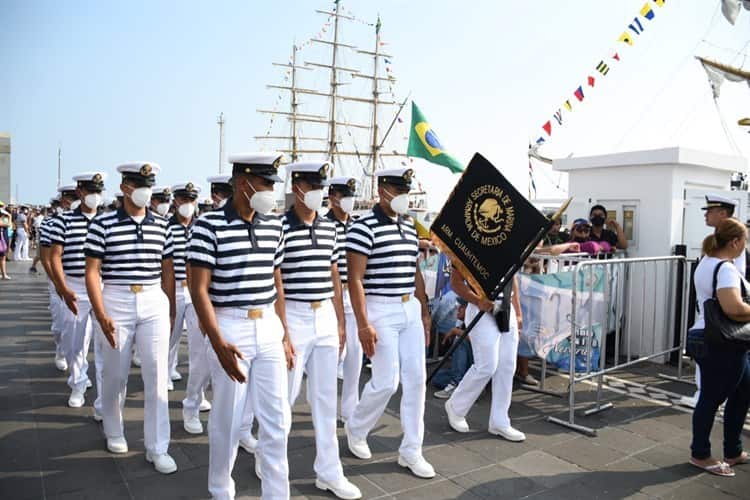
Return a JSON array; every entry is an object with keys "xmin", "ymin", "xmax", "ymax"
[{"xmin": 427, "ymin": 197, "xmax": 572, "ymax": 384}]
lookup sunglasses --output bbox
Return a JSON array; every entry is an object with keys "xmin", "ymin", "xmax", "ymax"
[{"xmin": 574, "ymin": 226, "xmax": 591, "ymax": 233}]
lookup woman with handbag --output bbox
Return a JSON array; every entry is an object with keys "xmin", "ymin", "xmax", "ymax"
[{"xmin": 688, "ymin": 218, "xmax": 750, "ymax": 477}]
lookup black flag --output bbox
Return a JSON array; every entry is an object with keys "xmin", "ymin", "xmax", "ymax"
[{"xmin": 430, "ymin": 152, "xmax": 550, "ymax": 299}]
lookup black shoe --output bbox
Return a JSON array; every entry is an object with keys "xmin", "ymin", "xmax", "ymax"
[{"xmin": 29, "ymin": 267, "xmax": 37, "ymax": 274}]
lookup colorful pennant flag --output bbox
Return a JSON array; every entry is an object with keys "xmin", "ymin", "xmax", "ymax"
[
  {"xmin": 619, "ymin": 32, "xmax": 634, "ymax": 45},
  {"xmin": 629, "ymin": 17, "xmax": 644, "ymax": 35},
  {"xmin": 553, "ymin": 109, "xmax": 563, "ymax": 125},
  {"xmin": 543, "ymin": 121, "xmax": 552, "ymax": 136},
  {"xmin": 588, "ymin": 75, "xmax": 596, "ymax": 87},
  {"xmin": 574, "ymin": 86, "xmax": 585, "ymax": 101},
  {"xmin": 640, "ymin": 3, "xmax": 655, "ymax": 20},
  {"xmin": 563, "ymin": 100, "xmax": 572, "ymax": 111},
  {"xmin": 653, "ymin": 0, "xmax": 666, "ymax": 7},
  {"xmin": 612, "ymin": 52, "xmax": 621, "ymax": 61},
  {"xmin": 596, "ymin": 61, "xmax": 610, "ymax": 75},
  {"xmin": 536, "ymin": 137, "xmax": 546, "ymax": 145}
]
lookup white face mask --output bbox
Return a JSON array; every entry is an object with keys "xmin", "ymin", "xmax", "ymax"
[
  {"xmin": 385, "ymin": 188, "xmax": 409, "ymax": 215},
  {"xmin": 83, "ymin": 193, "xmax": 102, "ymax": 210},
  {"xmin": 128, "ymin": 187, "xmax": 152, "ymax": 208},
  {"xmin": 297, "ymin": 187, "xmax": 324, "ymax": 212},
  {"xmin": 156, "ymin": 202, "xmax": 170, "ymax": 216},
  {"xmin": 214, "ymin": 197, "xmax": 227, "ymax": 209},
  {"xmin": 339, "ymin": 196, "xmax": 355, "ymax": 214},
  {"xmin": 69, "ymin": 200, "xmax": 81, "ymax": 211},
  {"xmin": 244, "ymin": 180, "xmax": 276, "ymax": 215},
  {"xmin": 55, "ymin": 207, "xmax": 64, "ymax": 215},
  {"xmin": 177, "ymin": 202, "xmax": 196, "ymax": 219}
]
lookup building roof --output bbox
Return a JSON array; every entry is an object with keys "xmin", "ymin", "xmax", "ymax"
[{"xmin": 553, "ymin": 147, "xmax": 746, "ymax": 173}]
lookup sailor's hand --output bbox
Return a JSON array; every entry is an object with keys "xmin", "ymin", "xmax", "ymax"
[
  {"xmin": 61, "ymin": 287, "xmax": 79, "ymax": 316},
  {"xmin": 358, "ymin": 324, "xmax": 378, "ymax": 358},
  {"xmin": 517, "ymin": 315, "xmax": 523, "ymax": 332},
  {"xmin": 97, "ymin": 314, "xmax": 117, "ymax": 348},
  {"xmin": 422, "ymin": 311, "xmax": 431, "ymax": 347},
  {"xmin": 283, "ymin": 337, "xmax": 296, "ymax": 370},
  {"xmin": 213, "ymin": 340, "xmax": 246, "ymax": 383},
  {"xmin": 338, "ymin": 323, "xmax": 346, "ymax": 356},
  {"xmin": 477, "ymin": 298, "xmax": 494, "ymax": 313}
]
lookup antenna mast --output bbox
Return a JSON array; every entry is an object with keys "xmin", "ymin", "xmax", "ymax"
[
  {"xmin": 57, "ymin": 145, "xmax": 61, "ymax": 189},
  {"xmin": 327, "ymin": 0, "xmax": 342, "ymax": 161},
  {"xmin": 369, "ymin": 16, "xmax": 382, "ymax": 199},
  {"xmin": 217, "ymin": 112, "xmax": 225, "ymax": 173}
]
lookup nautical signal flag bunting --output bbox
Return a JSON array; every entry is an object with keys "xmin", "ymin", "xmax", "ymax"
[
  {"xmin": 407, "ymin": 101, "xmax": 464, "ymax": 174},
  {"xmin": 535, "ymin": 0, "xmax": 669, "ymax": 142},
  {"xmin": 430, "ymin": 153, "xmax": 549, "ymax": 299}
]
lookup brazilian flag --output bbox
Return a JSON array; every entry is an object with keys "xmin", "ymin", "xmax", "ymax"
[{"xmin": 407, "ymin": 101, "xmax": 464, "ymax": 173}]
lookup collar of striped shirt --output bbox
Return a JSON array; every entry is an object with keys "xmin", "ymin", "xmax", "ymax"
[
  {"xmin": 222, "ymin": 198, "xmax": 273, "ymax": 225},
  {"xmin": 168, "ymin": 214, "xmax": 194, "ymax": 227},
  {"xmin": 324, "ymin": 209, "xmax": 351, "ymax": 227},
  {"xmin": 285, "ymin": 207, "xmax": 322, "ymax": 229},
  {"xmin": 372, "ymin": 203, "xmax": 405, "ymax": 225},
  {"xmin": 116, "ymin": 206, "xmax": 156, "ymax": 223}
]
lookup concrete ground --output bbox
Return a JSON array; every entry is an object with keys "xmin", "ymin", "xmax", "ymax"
[{"xmin": 1, "ymin": 260, "xmax": 749, "ymax": 499}]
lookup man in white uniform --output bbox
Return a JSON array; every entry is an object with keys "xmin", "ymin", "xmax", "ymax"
[{"xmin": 344, "ymin": 168, "xmax": 435, "ymax": 479}]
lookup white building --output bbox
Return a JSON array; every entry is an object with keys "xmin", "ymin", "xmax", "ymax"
[{"xmin": 0, "ymin": 134, "xmax": 9, "ymax": 204}]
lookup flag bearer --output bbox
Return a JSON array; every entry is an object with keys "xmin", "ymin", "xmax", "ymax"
[
  {"xmin": 189, "ymin": 153, "xmax": 294, "ymax": 500},
  {"xmin": 48, "ymin": 172, "xmax": 106, "ymax": 412},
  {"xmin": 40, "ymin": 193, "xmax": 69, "ymax": 371},
  {"xmin": 281, "ymin": 163, "xmax": 361, "ymax": 499},
  {"xmin": 325, "ymin": 177, "xmax": 361, "ymax": 422},
  {"xmin": 444, "ymin": 271, "xmax": 526, "ymax": 442},
  {"xmin": 85, "ymin": 162, "xmax": 177, "ymax": 474},
  {"xmin": 344, "ymin": 168, "xmax": 436, "ymax": 479}
]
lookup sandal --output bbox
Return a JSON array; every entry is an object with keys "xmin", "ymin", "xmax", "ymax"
[
  {"xmin": 725, "ymin": 451, "xmax": 749, "ymax": 466},
  {"xmin": 689, "ymin": 458, "xmax": 735, "ymax": 477}
]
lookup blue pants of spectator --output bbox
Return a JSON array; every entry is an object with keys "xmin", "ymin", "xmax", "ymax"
[
  {"xmin": 689, "ymin": 329, "xmax": 750, "ymax": 460},
  {"xmin": 431, "ymin": 340, "xmax": 473, "ymax": 389}
]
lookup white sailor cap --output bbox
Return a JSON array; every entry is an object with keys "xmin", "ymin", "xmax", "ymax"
[
  {"xmin": 50, "ymin": 196, "xmax": 60, "ymax": 205},
  {"xmin": 228, "ymin": 152, "xmax": 284, "ymax": 182},
  {"xmin": 288, "ymin": 161, "xmax": 331, "ymax": 186},
  {"xmin": 328, "ymin": 176, "xmax": 357, "ymax": 196},
  {"xmin": 57, "ymin": 184, "xmax": 78, "ymax": 195},
  {"xmin": 114, "ymin": 191, "xmax": 123, "ymax": 199},
  {"xmin": 72, "ymin": 171, "xmax": 107, "ymax": 191},
  {"xmin": 171, "ymin": 182, "xmax": 202, "ymax": 199},
  {"xmin": 377, "ymin": 167, "xmax": 414, "ymax": 188},
  {"xmin": 703, "ymin": 194, "xmax": 736, "ymax": 211},
  {"xmin": 116, "ymin": 161, "xmax": 160, "ymax": 186},
  {"xmin": 151, "ymin": 186, "xmax": 172, "ymax": 199}
]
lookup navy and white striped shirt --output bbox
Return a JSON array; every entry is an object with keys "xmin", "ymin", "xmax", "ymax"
[
  {"xmin": 281, "ymin": 209, "xmax": 339, "ymax": 302},
  {"xmin": 84, "ymin": 208, "xmax": 174, "ymax": 285},
  {"xmin": 38, "ymin": 215, "xmax": 58, "ymax": 248},
  {"xmin": 188, "ymin": 201, "xmax": 284, "ymax": 308},
  {"xmin": 167, "ymin": 215, "xmax": 193, "ymax": 281},
  {"xmin": 325, "ymin": 210, "xmax": 352, "ymax": 284},
  {"xmin": 346, "ymin": 204, "xmax": 419, "ymax": 296},
  {"xmin": 48, "ymin": 208, "xmax": 97, "ymax": 278}
]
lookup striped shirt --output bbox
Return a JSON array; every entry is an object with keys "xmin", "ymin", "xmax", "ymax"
[
  {"xmin": 38, "ymin": 215, "xmax": 59, "ymax": 248},
  {"xmin": 84, "ymin": 208, "xmax": 174, "ymax": 285},
  {"xmin": 167, "ymin": 215, "xmax": 194, "ymax": 281},
  {"xmin": 346, "ymin": 204, "xmax": 419, "ymax": 296},
  {"xmin": 48, "ymin": 208, "xmax": 97, "ymax": 278},
  {"xmin": 188, "ymin": 201, "xmax": 284, "ymax": 308},
  {"xmin": 325, "ymin": 210, "xmax": 353, "ymax": 284},
  {"xmin": 281, "ymin": 209, "xmax": 339, "ymax": 302}
]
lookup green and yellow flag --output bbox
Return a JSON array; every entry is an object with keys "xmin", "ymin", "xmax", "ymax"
[{"xmin": 407, "ymin": 101, "xmax": 464, "ymax": 173}]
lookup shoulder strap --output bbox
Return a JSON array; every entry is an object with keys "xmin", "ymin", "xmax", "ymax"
[
  {"xmin": 712, "ymin": 260, "xmax": 733, "ymax": 299},
  {"xmin": 745, "ymin": 249, "xmax": 750, "ymax": 282}
]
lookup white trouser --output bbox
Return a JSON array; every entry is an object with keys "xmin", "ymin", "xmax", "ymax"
[
  {"xmin": 208, "ymin": 305, "xmax": 291, "ymax": 500},
  {"xmin": 65, "ymin": 277, "xmax": 103, "ymax": 407},
  {"xmin": 49, "ymin": 279, "xmax": 65, "ymax": 358},
  {"xmin": 13, "ymin": 227, "xmax": 28, "ymax": 260},
  {"xmin": 448, "ymin": 302, "xmax": 518, "ymax": 430},
  {"xmin": 168, "ymin": 281, "xmax": 192, "ymax": 374},
  {"xmin": 182, "ymin": 303, "xmax": 210, "ymax": 418},
  {"xmin": 95, "ymin": 284, "xmax": 171, "ymax": 454},
  {"xmin": 347, "ymin": 295, "xmax": 426, "ymax": 461},
  {"xmin": 339, "ymin": 288, "xmax": 361, "ymax": 421},
  {"xmin": 286, "ymin": 299, "xmax": 344, "ymax": 483}
]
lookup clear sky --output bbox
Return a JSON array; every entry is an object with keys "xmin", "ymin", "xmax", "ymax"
[{"xmin": 2, "ymin": 0, "xmax": 749, "ymax": 206}]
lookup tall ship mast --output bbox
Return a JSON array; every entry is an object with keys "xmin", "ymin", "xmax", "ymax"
[{"xmin": 255, "ymin": 1, "xmax": 412, "ymax": 205}]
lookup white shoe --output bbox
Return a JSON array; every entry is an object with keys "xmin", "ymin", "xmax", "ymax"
[
  {"xmin": 93, "ymin": 408, "xmax": 103, "ymax": 422},
  {"xmin": 183, "ymin": 415, "xmax": 203, "ymax": 434},
  {"xmin": 434, "ymin": 382, "xmax": 457, "ymax": 399},
  {"xmin": 445, "ymin": 400, "xmax": 470, "ymax": 433},
  {"xmin": 199, "ymin": 398, "xmax": 212, "ymax": 412},
  {"xmin": 397, "ymin": 455, "xmax": 436, "ymax": 479},
  {"xmin": 68, "ymin": 390, "xmax": 85, "ymax": 408},
  {"xmin": 254, "ymin": 457, "xmax": 262, "ymax": 480},
  {"xmin": 170, "ymin": 370, "xmax": 182, "ymax": 381},
  {"xmin": 337, "ymin": 363, "xmax": 344, "ymax": 380},
  {"xmin": 679, "ymin": 395, "xmax": 698, "ymax": 409},
  {"xmin": 132, "ymin": 354, "xmax": 141, "ymax": 367},
  {"xmin": 167, "ymin": 380, "xmax": 174, "ymax": 391},
  {"xmin": 106, "ymin": 437, "xmax": 128, "ymax": 454},
  {"xmin": 146, "ymin": 451, "xmax": 177, "ymax": 474},
  {"xmin": 315, "ymin": 477, "xmax": 363, "ymax": 499},
  {"xmin": 344, "ymin": 422, "xmax": 371, "ymax": 460},
  {"xmin": 2, "ymin": 275, "xmax": 11, "ymax": 280},
  {"xmin": 85, "ymin": 378, "xmax": 92, "ymax": 389},
  {"xmin": 54, "ymin": 354, "xmax": 67, "ymax": 371},
  {"xmin": 489, "ymin": 425, "xmax": 526, "ymax": 442},
  {"xmin": 239, "ymin": 435, "xmax": 258, "ymax": 454}
]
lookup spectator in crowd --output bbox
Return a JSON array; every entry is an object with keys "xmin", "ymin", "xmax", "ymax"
[
  {"xmin": 569, "ymin": 218, "xmax": 614, "ymax": 255},
  {"xmin": 431, "ymin": 287, "xmax": 458, "ymax": 357},
  {"xmin": 0, "ymin": 201, "xmax": 10, "ymax": 279},
  {"xmin": 432, "ymin": 297, "xmax": 472, "ymax": 399},
  {"xmin": 687, "ymin": 218, "xmax": 750, "ymax": 477},
  {"xmin": 13, "ymin": 206, "xmax": 31, "ymax": 261},
  {"xmin": 543, "ymin": 213, "xmax": 570, "ymax": 246},
  {"xmin": 30, "ymin": 207, "xmax": 48, "ymax": 274},
  {"xmin": 589, "ymin": 204, "xmax": 628, "ymax": 250}
]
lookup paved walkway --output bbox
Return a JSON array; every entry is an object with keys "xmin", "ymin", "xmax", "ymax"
[{"xmin": 1, "ymin": 260, "xmax": 748, "ymax": 499}]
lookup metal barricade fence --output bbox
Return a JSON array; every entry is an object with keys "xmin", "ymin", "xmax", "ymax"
[{"xmin": 545, "ymin": 256, "xmax": 689, "ymax": 436}]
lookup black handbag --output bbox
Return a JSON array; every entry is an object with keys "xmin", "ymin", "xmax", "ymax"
[{"xmin": 703, "ymin": 260, "xmax": 750, "ymax": 349}]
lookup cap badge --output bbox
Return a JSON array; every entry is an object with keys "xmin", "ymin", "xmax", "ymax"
[
  {"xmin": 185, "ymin": 182, "xmax": 194, "ymax": 192},
  {"xmin": 92, "ymin": 173, "xmax": 103, "ymax": 184},
  {"xmin": 140, "ymin": 164, "xmax": 152, "ymax": 176},
  {"xmin": 403, "ymin": 169, "xmax": 414, "ymax": 182},
  {"xmin": 346, "ymin": 178, "xmax": 356, "ymax": 190}
]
